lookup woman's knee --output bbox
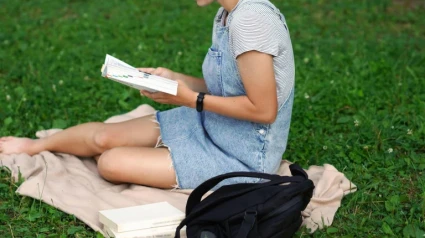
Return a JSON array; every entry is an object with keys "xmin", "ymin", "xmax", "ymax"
[
  {"xmin": 97, "ymin": 149, "xmax": 121, "ymax": 183},
  {"xmin": 92, "ymin": 124, "xmax": 114, "ymax": 151}
]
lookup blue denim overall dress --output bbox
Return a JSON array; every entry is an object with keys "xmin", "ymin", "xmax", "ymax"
[{"xmin": 156, "ymin": 2, "xmax": 294, "ymax": 190}]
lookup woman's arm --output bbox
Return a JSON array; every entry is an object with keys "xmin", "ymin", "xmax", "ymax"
[
  {"xmin": 138, "ymin": 67, "xmax": 208, "ymax": 93},
  {"xmin": 202, "ymin": 51, "xmax": 278, "ymax": 124},
  {"xmin": 141, "ymin": 51, "xmax": 278, "ymax": 124}
]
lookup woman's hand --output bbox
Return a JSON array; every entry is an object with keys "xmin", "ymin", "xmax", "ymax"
[
  {"xmin": 137, "ymin": 67, "xmax": 176, "ymax": 80},
  {"xmin": 138, "ymin": 67, "xmax": 198, "ymax": 108}
]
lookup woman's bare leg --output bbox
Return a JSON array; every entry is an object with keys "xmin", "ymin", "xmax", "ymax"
[
  {"xmin": 0, "ymin": 114, "xmax": 159, "ymax": 156},
  {"xmin": 0, "ymin": 114, "xmax": 178, "ymax": 188},
  {"xmin": 97, "ymin": 147, "xmax": 176, "ymax": 189}
]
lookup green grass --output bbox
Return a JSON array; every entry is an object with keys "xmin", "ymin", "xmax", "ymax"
[{"xmin": 0, "ymin": 0, "xmax": 424, "ymax": 237}]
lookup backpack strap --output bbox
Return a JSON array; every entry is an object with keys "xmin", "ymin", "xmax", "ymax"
[
  {"xmin": 175, "ymin": 164, "xmax": 307, "ymax": 237},
  {"xmin": 235, "ymin": 208, "xmax": 257, "ymax": 238},
  {"xmin": 288, "ymin": 163, "xmax": 308, "ymax": 178}
]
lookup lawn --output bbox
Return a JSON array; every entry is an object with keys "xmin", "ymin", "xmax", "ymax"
[{"xmin": 0, "ymin": 0, "xmax": 424, "ymax": 237}]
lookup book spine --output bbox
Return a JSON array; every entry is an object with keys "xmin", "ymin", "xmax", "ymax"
[
  {"xmin": 115, "ymin": 234, "xmax": 174, "ymax": 238},
  {"xmin": 128, "ymin": 234, "xmax": 173, "ymax": 238},
  {"xmin": 150, "ymin": 218, "xmax": 183, "ymax": 227},
  {"xmin": 111, "ymin": 228, "xmax": 185, "ymax": 238},
  {"xmin": 119, "ymin": 218, "xmax": 183, "ymax": 232}
]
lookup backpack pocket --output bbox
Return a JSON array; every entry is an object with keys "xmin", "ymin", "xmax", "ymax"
[
  {"xmin": 193, "ymin": 222, "xmax": 230, "ymax": 238},
  {"xmin": 257, "ymin": 196, "xmax": 304, "ymax": 238},
  {"xmin": 268, "ymin": 215, "xmax": 303, "ymax": 238}
]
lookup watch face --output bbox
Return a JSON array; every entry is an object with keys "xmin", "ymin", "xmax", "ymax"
[{"xmin": 200, "ymin": 231, "xmax": 217, "ymax": 238}]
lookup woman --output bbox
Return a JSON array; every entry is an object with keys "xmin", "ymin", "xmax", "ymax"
[{"xmin": 0, "ymin": 0, "xmax": 295, "ymax": 190}]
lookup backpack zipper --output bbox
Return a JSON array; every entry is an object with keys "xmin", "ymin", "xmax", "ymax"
[{"xmin": 258, "ymin": 196, "xmax": 304, "ymax": 222}]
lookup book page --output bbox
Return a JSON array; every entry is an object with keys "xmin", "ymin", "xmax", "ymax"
[{"xmin": 104, "ymin": 54, "xmax": 135, "ymax": 69}]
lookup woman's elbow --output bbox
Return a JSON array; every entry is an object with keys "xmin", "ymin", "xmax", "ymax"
[
  {"xmin": 264, "ymin": 112, "xmax": 278, "ymax": 124},
  {"xmin": 256, "ymin": 109, "xmax": 277, "ymax": 124}
]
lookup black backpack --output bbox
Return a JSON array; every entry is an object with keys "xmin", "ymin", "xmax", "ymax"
[{"xmin": 175, "ymin": 164, "xmax": 314, "ymax": 238}]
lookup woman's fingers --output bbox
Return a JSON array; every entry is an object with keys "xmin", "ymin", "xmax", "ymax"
[
  {"xmin": 151, "ymin": 67, "xmax": 165, "ymax": 76},
  {"xmin": 137, "ymin": 67, "xmax": 163, "ymax": 75},
  {"xmin": 140, "ymin": 90, "xmax": 151, "ymax": 98},
  {"xmin": 141, "ymin": 91, "xmax": 166, "ymax": 101},
  {"xmin": 137, "ymin": 67, "xmax": 174, "ymax": 79},
  {"xmin": 137, "ymin": 68, "xmax": 155, "ymax": 73},
  {"xmin": 151, "ymin": 93, "xmax": 167, "ymax": 100}
]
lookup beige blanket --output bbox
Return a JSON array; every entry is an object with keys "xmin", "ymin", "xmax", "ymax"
[{"xmin": 0, "ymin": 104, "xmax": 357, "ymax": 235}]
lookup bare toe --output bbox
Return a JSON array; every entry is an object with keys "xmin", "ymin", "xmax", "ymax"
[
  {"xmin": 1, "ymin": 136, "xmax": 14, "ymax": 141},
  {"xmin": 0, "ymin": 137, "xmax": 39, "ymax": 155}
]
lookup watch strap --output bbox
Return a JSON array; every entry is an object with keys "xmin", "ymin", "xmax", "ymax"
[{"xmin": 196, "ymin": 92, "xmax": 206, "ymax": 112}]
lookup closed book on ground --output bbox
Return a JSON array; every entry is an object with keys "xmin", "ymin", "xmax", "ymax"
[
  {"xmin": 99, "ymin": 202, "xmax": 185, "ymax": 233},
  {"xmin": 103, "ymin": 224, "xmax": 186, "ymax": 238}
]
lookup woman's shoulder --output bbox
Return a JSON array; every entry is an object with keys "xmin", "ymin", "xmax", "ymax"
[
  {"xmin": 229, "ymin": 0, "xmax": 282, "ymax": 28},
  {"xmin": 235, "ymin": 0, "xmax": 278, "ymax": 11},
  {"xmin": 227, "ymin": 0, "xmax": 288, "ymax": 58}
]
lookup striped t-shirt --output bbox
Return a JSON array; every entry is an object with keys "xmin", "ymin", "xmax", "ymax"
[{"xmin": 216, "ymin": 0, "xmax": 295, "ymax": 106}]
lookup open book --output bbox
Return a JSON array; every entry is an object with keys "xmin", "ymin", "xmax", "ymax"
[{"xmin": 101, "ymin": 54, "xmax": 178, "ymax": 95}]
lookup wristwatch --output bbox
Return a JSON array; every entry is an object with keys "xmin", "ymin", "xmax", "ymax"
[{"xmin": 196, "ymin": 92, "xmax": 206, "ymax": 112}]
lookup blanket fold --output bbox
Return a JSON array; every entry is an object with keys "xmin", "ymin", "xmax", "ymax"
[{"xmin": 0, "ymin": 104, "xmax": 356, "ymax": 235}]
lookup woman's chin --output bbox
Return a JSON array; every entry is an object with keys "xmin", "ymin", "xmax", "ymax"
[{"xmin": 196, "ymin": 0, "xmax": 214, "ymax": 7}]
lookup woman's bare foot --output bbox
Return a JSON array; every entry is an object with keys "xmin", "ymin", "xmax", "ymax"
[{"xmin": 0, "ymin": 137, "xmax": 41, "ymax": 155}]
